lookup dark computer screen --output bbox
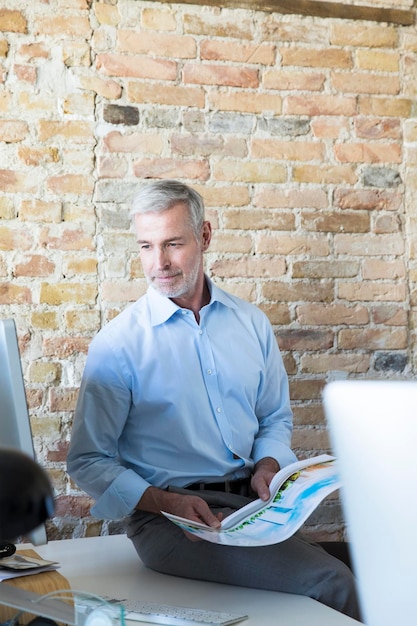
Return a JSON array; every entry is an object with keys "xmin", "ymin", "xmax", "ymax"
[{"xmin": 0, "ymin": 318, "xmax": 48, "ymax": 545}]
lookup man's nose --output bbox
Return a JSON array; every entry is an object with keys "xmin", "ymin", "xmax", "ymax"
[{"xmin": 155, "ymin": 247, "xmax": 170, "ymax": 268}]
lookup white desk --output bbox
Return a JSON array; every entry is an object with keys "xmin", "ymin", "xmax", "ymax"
[{"xmin": 28, "ymin": 535, "xmax": 361, "ymax": 626}]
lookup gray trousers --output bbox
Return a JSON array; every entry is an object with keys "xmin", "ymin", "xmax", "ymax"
[{"xmin": 126, "ymin": 489, "xmax": 361, "ymax": 621}]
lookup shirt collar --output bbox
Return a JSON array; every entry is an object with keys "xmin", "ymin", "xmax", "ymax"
[{"xmin": 147, "ymin": 275, "xmax": 238, "ymax": 327}]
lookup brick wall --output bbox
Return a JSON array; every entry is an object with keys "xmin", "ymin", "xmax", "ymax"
[{"xmin": 1, "ymin": 0, "xmax": 416, "ymax": 541}]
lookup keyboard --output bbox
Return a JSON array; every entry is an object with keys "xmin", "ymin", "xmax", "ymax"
[{"xmin": 114, "ymin": 600, "xmax": 248, "ymax": 626}]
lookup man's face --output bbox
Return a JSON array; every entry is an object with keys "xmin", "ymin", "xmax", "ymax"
[{"xmin": 134, "ymin": 202, "xmax": 211, "ymax": 301}]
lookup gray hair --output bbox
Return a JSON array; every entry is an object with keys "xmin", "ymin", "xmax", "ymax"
[{"xmin": 130, "ymin": 180, "xmax": 205, "ymax": 238}]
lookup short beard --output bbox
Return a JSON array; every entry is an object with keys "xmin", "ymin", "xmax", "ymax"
[{"xmin": 147, "ymin": 258, "xmax": 201, "ymax": 300}]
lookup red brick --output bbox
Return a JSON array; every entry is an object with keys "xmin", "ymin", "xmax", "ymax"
[
  {"xmin": 0, "ymin": 225, "xmax": 33, "ymax": 250},
  {"xmin": 0, "ymin": 39, "xmax": 8, "ymax": 57},
  {"xmin": 262, "ymin": 281, "xmax": 334, "ymax": 303},
  {"xmin": 338, "ymin": 281, "xmax": 406, "ymax": 302},
  {"xmin": 40, "ymin": 282, "xmax": 97, "ymax": 305},
  {"xmin": 42, "ymin": 336, "xmax": 90, "ymax": 358},
  {"xmin": 332, "ymin": 72, "xmax": 400, "ymax": 95},
  {"xmin": 334, "ymin": 141, "xmax": 402, "ymax": 163},
  {"xmin": 223, "ymin": 209, "xmax": 295, "ymax": 231},
  {"xmin": 0, "ymin": 282, "xmax": 32, "ymax": 304},
  {"xmin": 335, "ymin": 233, "xmax": 404, "ymax": 256},
  {"xmin": 263, "ymin": 69, "xmax": 325, "ymax": 91},
  {"xmin": 0, "ymin": 169, "xmax": 37, "ymax": 193},
  {"xmin": 213, "ymin": 160, "xmax": 286, "ymax": 184},
  {"xmin": 211, "ymin": 256, "xmax": 286, "ymax": 279},
  {"xmin": 96, "ymin": 53, "xmax": 176, "ymax": 80},
  {"xmin": 285, "ymin": 95, "xmax": 356, "ymax": 116},
  {"xmin": 103, "ymin": 131, "xmax": 163, "ymax": 154},
  {"xmin": 289, "ymin": 378, "xmax": 325, "ymax": 401},
  {"xmin": 257, "ymin": 234, "xmax": 329, "ymax": 256},
  {"xmin": 355, "ymin": 117, "xmax": 402, "ymax": 140},
  {"xmin": 301, "ymin": 353, "xmax": 370, "ymax": 374},
  {"xmin": 371, "ymin": 305, "xmax": 408, "ymax": 326},
  {"xmin": 102, "ymin": 280, "xmax": 146, "ymax": 303},
  {"xmin": 38, "ymin": 120, "xmax": 94, "ymax": 143},
  {"xmin": 293, "ymin": 259, "xmax": 360, "ymax": 279},
  {"xmin": 0, "ymin": 9, "xmax": 27, "ymax": 33},
  {"xmin": 18, "ymin": 146, "xmax": 60, "ymax": 166},
  {"xmin": 281, "ymin": 47, "xmax": 352, "ymax": 69},
  {"xmin": 183, "ymin": 13, "xmax": 252, "ymax": 39},
  {"xmin": 14, "ymin": 255, "xmax": 55, "ymax": 277},
  {"xmin": 49, "ymin": 387, "xmax": 79, "ymax": 412},
  {"xmin": 330, "ymin": 23, "xmax": 398, "ymax": 48},
  {"xmin": 277, "ymin": 329, "xmax": 334, "ymax": 351},
  {"xmin": 117, "ymin": 29, "xmax": 196, "ymax": 58},
  {"xmin": 296, "ymin": 303, "xmax": 369, "ymax": 325},
  {"xmin": 34, "ymin": 16, "xmax": 91, "ymax": 37},
  {"xmin": 201, "ymin": 40, "xmax": 275, "ymax": 65},
  {"xmin": 40, "ymin": 225, "xmax": 94, "ymax": 251},
  {"xmin": 338, "ymin": 328, "xmax": 407, "ymax": 350},
  {"xmin": 0, "ymin": 120, "xmax": 28, "ymax": 142},
  {"xmin": 133, "ymin": 158, "xmax": 210, "ymax": 181},
  {"xmin": 128, "ymin": 81, "xmax": 205, "ymax": 108},
  {"xmin": 14, "ymin": 64, "xmax": 37, "ymax": 84},
  {"xmin": 54, "ymin": 495, "xmax": 93, "ymax": 518},
  {"xmin": 293, "ymin": 165, "xmax": 357, "ymax": 184},
  {"xmin": 19, "ymin": 42, "xmax": 50, "ymax": 60},
  {"xmin": 47, "ymin": 174, "xmax": 95, "ymax": 195},
  {"xmin": 362, "ymin": 259, "xmax": 405, "ymax": 280},
  {"xmin": 251, "ymin": 138, "xmax": 324, "ymax": 161},
  {"xmin": 359, "ymin": 96, "xmax": 411, "ymax": 117},
  {"xmin": 301, "ymin": 210, "xmax": 370, "ymax": 233},
  {"xmin": 183, "ymin": 63, "xmax": 259, "ymax": 88},
  {"xmin": 255, "ymin": 188, "xmax": 328, "ymax": 209},
  {"xmin": 79, "ymin": 74, "xmax": 122, "ymax": 99},
  {"xmin": 141, "ymin": 8, "xmax": 176, "ymax": 31},
  {"xmin": 208, "ymin": 91, "xmax": 281, "ymax": 114},
  {"xmin": 334, "ymin": 188, "xmax": 402, "ymax": 211},
  {"xmin": 98, "ymin": 155, "xmax": 128, "ymax": 179},
  {"xmin": 311, "ymin": 117, "xmax": 350, "ymax": 139}
]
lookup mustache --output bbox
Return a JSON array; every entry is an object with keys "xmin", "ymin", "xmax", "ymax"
[{"xmin": 152, "ymin": 271, "xmax": 181, "ymax": 279}]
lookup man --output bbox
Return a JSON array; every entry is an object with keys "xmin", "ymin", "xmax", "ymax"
[{"xmin": 67, "ymin": 180, "xmax": 360, "ymax": 620}]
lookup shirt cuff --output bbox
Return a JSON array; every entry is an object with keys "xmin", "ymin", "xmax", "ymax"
[{"xmin": 91, "ymin": 469, "xmax": 150, "ymax": 520}]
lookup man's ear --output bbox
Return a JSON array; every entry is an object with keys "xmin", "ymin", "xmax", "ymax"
[{"xmin": 201, "ymin": 220, "xmax": 212, "ymax": 251}]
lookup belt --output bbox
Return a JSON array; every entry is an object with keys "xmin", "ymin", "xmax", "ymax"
[{"xmin": 185, "ymin": 476, "xmax": 251, "ymax": 496}]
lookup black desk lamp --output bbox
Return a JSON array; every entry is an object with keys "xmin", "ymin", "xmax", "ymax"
[
  {"xmin": 0, "ymin": 448, "xmax": 54, "ymax": 547},
  {"xmin": 0, "ymin": 449, "xmax": 120, "ymax": 626}
]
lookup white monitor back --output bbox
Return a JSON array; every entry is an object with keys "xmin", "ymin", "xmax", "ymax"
[
  {"xmin": 323, "ymin": 380, "xmax": 417, "ymax": 626},
  {"xmin": 0, "ymin": 318, "xmax": 48, "ymax": 545}
]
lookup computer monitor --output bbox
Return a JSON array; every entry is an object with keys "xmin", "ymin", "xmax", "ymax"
[{"xmin": 0, "ymin": 318, "xmax": 48, "ymax": 545}]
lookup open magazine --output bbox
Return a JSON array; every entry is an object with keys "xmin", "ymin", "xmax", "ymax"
[
  {"xmin": 0, "ymin": 552, "xmax": 59, "ymax": 582},
  {"xmin": 162, "ymin": 454, "xmax": 340, "ymax": 547}
]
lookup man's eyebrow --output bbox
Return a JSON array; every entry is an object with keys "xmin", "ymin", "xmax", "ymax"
[{"xmin": 137, "ymin": 235, "xmax": 184, "ymax": 244}]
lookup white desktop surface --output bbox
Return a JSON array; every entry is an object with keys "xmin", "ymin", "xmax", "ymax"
[{"xmin": 25, "ymin": 535, "xmax": 360, "ymax": 626}]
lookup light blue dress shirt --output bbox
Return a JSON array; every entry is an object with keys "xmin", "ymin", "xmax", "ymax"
[{"xmin": 67, "ymin": 277, "xmax": 297, "ymax": 520}]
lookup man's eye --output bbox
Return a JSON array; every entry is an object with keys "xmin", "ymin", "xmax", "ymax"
[{"xmin": 140, "ymin": 244, "xmax": 151, "ymax": 250}]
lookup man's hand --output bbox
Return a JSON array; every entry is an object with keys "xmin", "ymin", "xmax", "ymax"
[
  {"xmin": 137, "ymin": 486, "xmax": 222, "ymax": 540},
  {"xmin": 251, "ymin": 456, "xmax": 280, "ymax": 501}
]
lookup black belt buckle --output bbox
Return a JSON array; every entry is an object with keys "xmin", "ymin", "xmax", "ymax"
[{"xmin": 188, "ymin": 477, "xmax": 250, "ymax": 496}]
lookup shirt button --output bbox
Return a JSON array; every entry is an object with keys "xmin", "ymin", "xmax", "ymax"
[
  {"xmin": 216, "ymin": 407, "xmax": 221, "ymax": 413},
  {"xmin": 207, "ymin": 369, "xmax": 212, "ymax": 375}
]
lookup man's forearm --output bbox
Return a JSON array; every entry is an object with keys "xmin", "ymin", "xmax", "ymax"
[
  {"xmin": 135, "ymin": 486, "xmax": 222, "ymax": 529},
  {"xmin": 251, "ymin": 456, "xmax": 280, "ymax": 501},
  {"xmin": 136, "ymin": 485, "xmax": 182, "ymax": 515},
  {"xmin": 254, "ymin": 456, "xmax": 280, "ymax": 474}
]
